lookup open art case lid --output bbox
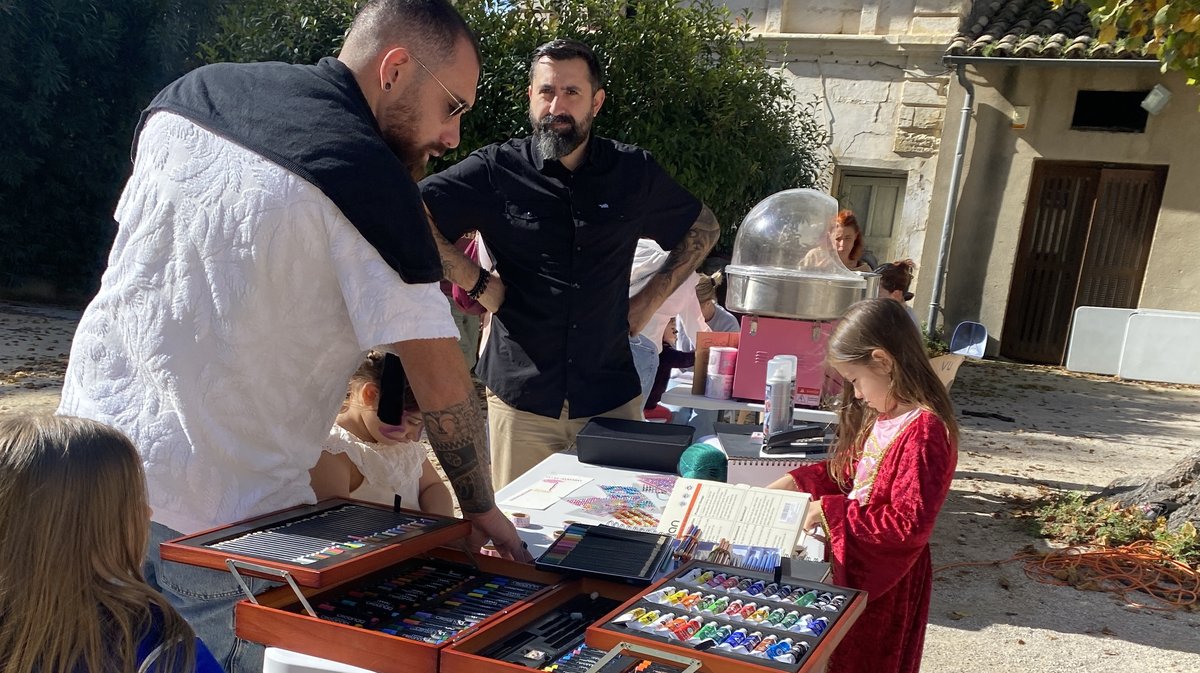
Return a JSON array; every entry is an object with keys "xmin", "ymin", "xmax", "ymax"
[{"xmin": 159, "ymin": 498, "xmax": 470, "ymax": 588}]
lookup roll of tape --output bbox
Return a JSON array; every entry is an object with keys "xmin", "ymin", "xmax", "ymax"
[
  {"xmin": 704, "ymin": 373, "xmax": 735, "ymax": 400},
  {"xmin": 510, "ymin": 512, "xmax": 531, "ymax": 528},
  {"xmin": 707, "ymin": 346, "xmax": 738, "ymax": 376}
]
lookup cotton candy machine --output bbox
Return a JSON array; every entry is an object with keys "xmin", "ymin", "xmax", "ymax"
[
  {"xmin": 726, "ymin": 189, "xmax": 878, "ymax": 319},
  {"xmin": 725, "ymin": 189, "xmax": 879, "ymax": 406}
]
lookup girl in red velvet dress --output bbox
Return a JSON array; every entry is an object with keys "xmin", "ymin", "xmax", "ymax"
[{"xmin": 769, "ymin": 298, "xmax": 959, "ymax": 673}]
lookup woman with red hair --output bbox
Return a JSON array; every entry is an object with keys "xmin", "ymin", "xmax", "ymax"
[{"xmin": 803, "ymin": 209, "xmax": 873, "ymax": 272}]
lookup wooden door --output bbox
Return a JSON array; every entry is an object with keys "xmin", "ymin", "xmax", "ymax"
[{"xmin": 1001, "ymin": 161, "xmax": 1165, "ymax": 364}]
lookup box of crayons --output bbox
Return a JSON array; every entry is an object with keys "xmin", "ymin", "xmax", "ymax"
[
  {"xmin": 160, "ymin": 498, "xmax": 471, "ymax": 587},
  {"xmin": 586, "ymin": 561, "xmax": 866, "ymax": 673}
]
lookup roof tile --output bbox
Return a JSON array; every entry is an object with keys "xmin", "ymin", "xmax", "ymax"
[{"xmin": 948, "ymin": 0, "xmax": 1157, "ymax": 60}]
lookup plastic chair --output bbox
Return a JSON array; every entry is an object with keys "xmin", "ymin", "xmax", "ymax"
[
  {"xmin": 643, "ymin": 404, "xmax": 673, "ymax": 422},
  {"xmin": 949, "ymin": 321, "xmax": 987, "ymax": 359}
]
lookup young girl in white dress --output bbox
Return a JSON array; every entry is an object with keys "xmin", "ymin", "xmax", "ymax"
[{"xmin": 310, "ymin": 351, "xmax": 453, "ymax": 515}]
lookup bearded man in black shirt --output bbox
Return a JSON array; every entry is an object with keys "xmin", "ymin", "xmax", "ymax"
[{"xmin": 422, "ymin": 39, "xmax": 719, "ymax": 486}]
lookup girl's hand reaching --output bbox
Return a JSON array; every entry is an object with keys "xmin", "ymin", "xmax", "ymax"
[{"xmin": 802, "ymin": 499, "xmax": 826, "ymax": 541}]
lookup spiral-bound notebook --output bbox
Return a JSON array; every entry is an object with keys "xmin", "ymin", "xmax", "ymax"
[
  {"xmin": 715, "ymin": 423, "xmax": 824, "ymax": 487},
  {"xmin": 727, "ymin": 456, "xmax": 822, "ymax": 487}
]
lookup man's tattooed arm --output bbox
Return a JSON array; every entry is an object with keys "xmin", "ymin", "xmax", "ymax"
[{"xmin": 422, "ymin": 397, "xmax": 494, "ymax": 514}]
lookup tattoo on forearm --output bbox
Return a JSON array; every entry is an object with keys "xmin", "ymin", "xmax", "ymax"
[
  {"xmin": 423, "ymin": 398, "xmax": 495, "ymax": 514},
  {"xmin": 657, "ymin": 205, "xmax": 720, "ymax": 293}
]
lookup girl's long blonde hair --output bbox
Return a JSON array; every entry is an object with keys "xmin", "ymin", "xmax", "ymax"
[
  {"xmin": 0, "ymin": 415, "xmax": 196, "ymax": 673},
  {"xmin": 826, "ymin": 299, "xmax": 959, "ymax": 489}
]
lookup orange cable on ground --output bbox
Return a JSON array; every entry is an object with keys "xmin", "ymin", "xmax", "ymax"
[{"xmin": 934, "ymin": 542, "xmax": 1200, "ymax": 612}]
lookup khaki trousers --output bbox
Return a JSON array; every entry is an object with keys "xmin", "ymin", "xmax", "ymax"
[{"xmin": 487, "ymin": 390, "xmax": 644, "ymax": 488}]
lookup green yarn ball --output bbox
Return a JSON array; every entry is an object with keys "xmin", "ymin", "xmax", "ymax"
[{"xmin": 677, "ymin": 442, "xmax": 727, "ymax": 481}]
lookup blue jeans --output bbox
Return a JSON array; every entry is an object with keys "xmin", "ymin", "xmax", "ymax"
[
  {"xmin": 145, "ymin": 522, "xmax": 277, "ymax": 673},
  {"xmin": 671, "ymin": 406, "xmax": 720, "ymax": 439},
  {"xmin": 629, "ymin": 334, "xmax": 659, "ymax": 405}
]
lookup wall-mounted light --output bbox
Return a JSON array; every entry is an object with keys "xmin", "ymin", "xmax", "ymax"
[{"xmin": 1141, "ymin": 84, "xmax": 1172, "ymax": 115}]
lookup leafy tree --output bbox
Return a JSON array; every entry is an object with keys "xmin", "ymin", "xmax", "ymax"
[
  {"xmin": 1062, "ymin": 0, "xmax": 1200, "ymax": 87},
  {"xmin": 197, "ymin": 0, "xmax": 829, "ymax": 247},
  {"xmin": 0, "ymin": 0, "xmax": 220, "ymax": 301},
  {"xmin": 198, "ymin": 0, "xmax": 363, "ymax": 64}
]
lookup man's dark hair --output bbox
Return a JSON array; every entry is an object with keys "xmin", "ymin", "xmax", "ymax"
[
  {"xmin": 343, "ymin": 0, "xmax": 481, "ymax": 67},
  {"xmin": 529, "ymin": 39, "xmax": 603, "ymax": 91}
]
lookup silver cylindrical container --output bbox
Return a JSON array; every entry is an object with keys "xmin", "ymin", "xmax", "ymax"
[{"xmin": 763, "ymin": 355, "xmax": 798, "ymax": 442}]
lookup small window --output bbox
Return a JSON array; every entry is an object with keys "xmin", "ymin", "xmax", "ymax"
[{"xmin": 1071, "ymin": 90, "xmax": 1150, "ymax": 133}]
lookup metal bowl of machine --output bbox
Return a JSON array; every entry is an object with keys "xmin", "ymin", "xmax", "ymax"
[
  {"xmin": 726, "ymin": 267, "xmax": 880, "ymax": 320},
  {"xmin": 725, "ymin": 188, "xmax": 877, "ymax": 320}
]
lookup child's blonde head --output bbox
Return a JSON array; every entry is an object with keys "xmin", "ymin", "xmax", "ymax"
[
  {"xmin": 0, "ymin": 415, "xmax": 194, "ymax": 673},
  {"xmin": 695, "ymin": 269, "xmax": 724, "ymax": 305},
  {"xmin": 825, "ymin": 299, "xmax": 958, "ymax": 488}
]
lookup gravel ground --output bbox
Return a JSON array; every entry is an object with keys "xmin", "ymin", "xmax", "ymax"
[{"xmin": 3, "ymin": 301, "xmax": 1198, "ymax": 671}]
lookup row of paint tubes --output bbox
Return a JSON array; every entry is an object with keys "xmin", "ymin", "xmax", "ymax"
[{"xmin": 613, "ymin": 605, "xmax": 822, "ymax": 664}]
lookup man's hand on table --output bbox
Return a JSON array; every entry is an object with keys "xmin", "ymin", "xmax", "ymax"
[{"xmin": 466, "ymin": 506, "xmax": 533, "ymax": 562}]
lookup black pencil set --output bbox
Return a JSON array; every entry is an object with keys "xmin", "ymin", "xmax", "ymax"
[
  {"xmin": 602, "ymin": 564, "xmax": 859, "ymax": 671},
  {"xmin": 305, "ymin": 557, "xmax": 544, "ymax": 644},
  {"xmin": 535, "ymin": 524, "xmax": 674, "ymax": 585}
]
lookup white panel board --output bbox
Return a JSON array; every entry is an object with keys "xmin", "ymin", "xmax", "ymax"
[
  {"xmin": 1118, "ymin": 312, "xmax": 1200, "ymax": 385},
  {"xmin": 1065, "ymin": 306, "xmax": 1137, "ymax": 376}
]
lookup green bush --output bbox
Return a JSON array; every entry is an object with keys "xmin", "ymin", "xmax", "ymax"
[
  {"xmin": 198, "ymin": 0, "xmax": 363, "ymax": 64},
  {"xmin": 198, "ymin": 0, "xmax": 830, "ymax": 248},
  {"xmin": 0, "ymin": 0, "xmax": 219, "ymax": 302}
]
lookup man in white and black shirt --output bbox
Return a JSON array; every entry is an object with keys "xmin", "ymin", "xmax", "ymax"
[{"xmin": 58, "ymin": 2, "xmax": 527, "ymax": 671}]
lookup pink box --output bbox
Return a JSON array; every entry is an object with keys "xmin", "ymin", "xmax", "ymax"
[{"xmin": 731, "ymin": 316, "xmax": 833, "ymax": 406}]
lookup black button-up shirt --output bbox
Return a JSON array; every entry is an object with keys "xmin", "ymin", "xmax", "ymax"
[{"xmin": 421, "ymin": 136, "xmax": 701, "ymax": 418}]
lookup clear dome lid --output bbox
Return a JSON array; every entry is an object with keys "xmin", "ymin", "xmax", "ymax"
[{"xmin": 729, "ymin": 188, "xmax": 861, "ymax": 279}]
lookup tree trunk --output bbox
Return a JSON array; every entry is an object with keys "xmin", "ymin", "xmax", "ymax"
[{"xmin": 1100, "ymin": 450, "xmax": 1200, "ymax": 531}]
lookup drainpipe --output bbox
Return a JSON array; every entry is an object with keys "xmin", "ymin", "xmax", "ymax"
[{"xmin": 926, "ymin": 63, "xmax": 975, "ymax": 339}]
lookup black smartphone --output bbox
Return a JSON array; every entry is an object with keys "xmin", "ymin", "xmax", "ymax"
[{"xmin": 376, "ymin": 352, "xmax": 408, "ymax": 425}]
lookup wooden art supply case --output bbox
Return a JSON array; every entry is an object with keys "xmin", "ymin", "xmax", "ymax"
[
  {"xmin": 585, "ymin": 560, "xmax": 866, "ymax": 673},
  {"xmin": 160, "ymin": 499, "xmax": 642, "ymax": 673}
]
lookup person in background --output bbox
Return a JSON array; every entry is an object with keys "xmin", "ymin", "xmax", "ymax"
[
  {"xmin": 875, "ymin": 259, "xmax": 921, "ymax": 330},
  {"xmin": 643, "ymin": 318, "xmax": 696, "ymax": 421},
  {"xmin": 439, "ymin": 234, "xmax": 485, "ymax": 370},
  {"xmin": 668, "ymin": 269, "xmax": 739, "ymax": 437},
  {"xmin": 768, "ymin": 298, "xmax": 958, "ymax": 673},
  {"xmin": 0, "ymin": 415, "xmax": 222, "ymax": 673},
  {"xmin": 630, "ymin": 239, "xmax": 709, "ymax": 406},
  {"xmin": 311, "ymin": 351, "xmax": 454, "ymax": 516},
  {"xmin": 57, "ymin": 2, "xmax": 528, "ymax": 670},
  {"xmin": 677, "ymin": 269, "xmax": 739, "ymax": 353},
  {"xmin": 423, "ymin": 39, "xmax": 719, "ymax": 487},
  {"xmin": 803, "ymin": 210, "xmax": 873, "ymax": 273}
]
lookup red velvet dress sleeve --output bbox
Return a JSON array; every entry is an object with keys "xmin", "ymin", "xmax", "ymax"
[
  {"xmin": 787, "ymin": 461, "xmax": 846, "ymax": 499},
  {"xmin": 820, "ymin": 411, "xmax": 957, "ymax": 597}
]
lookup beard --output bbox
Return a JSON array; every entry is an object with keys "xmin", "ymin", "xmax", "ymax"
[
  {"xmin": 380, "ymin": 99, "xmax": 444, "ymax": 182},
  {"xmin": 530, "ymin": 111, "xmax": 592, "ymax": 161}
]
